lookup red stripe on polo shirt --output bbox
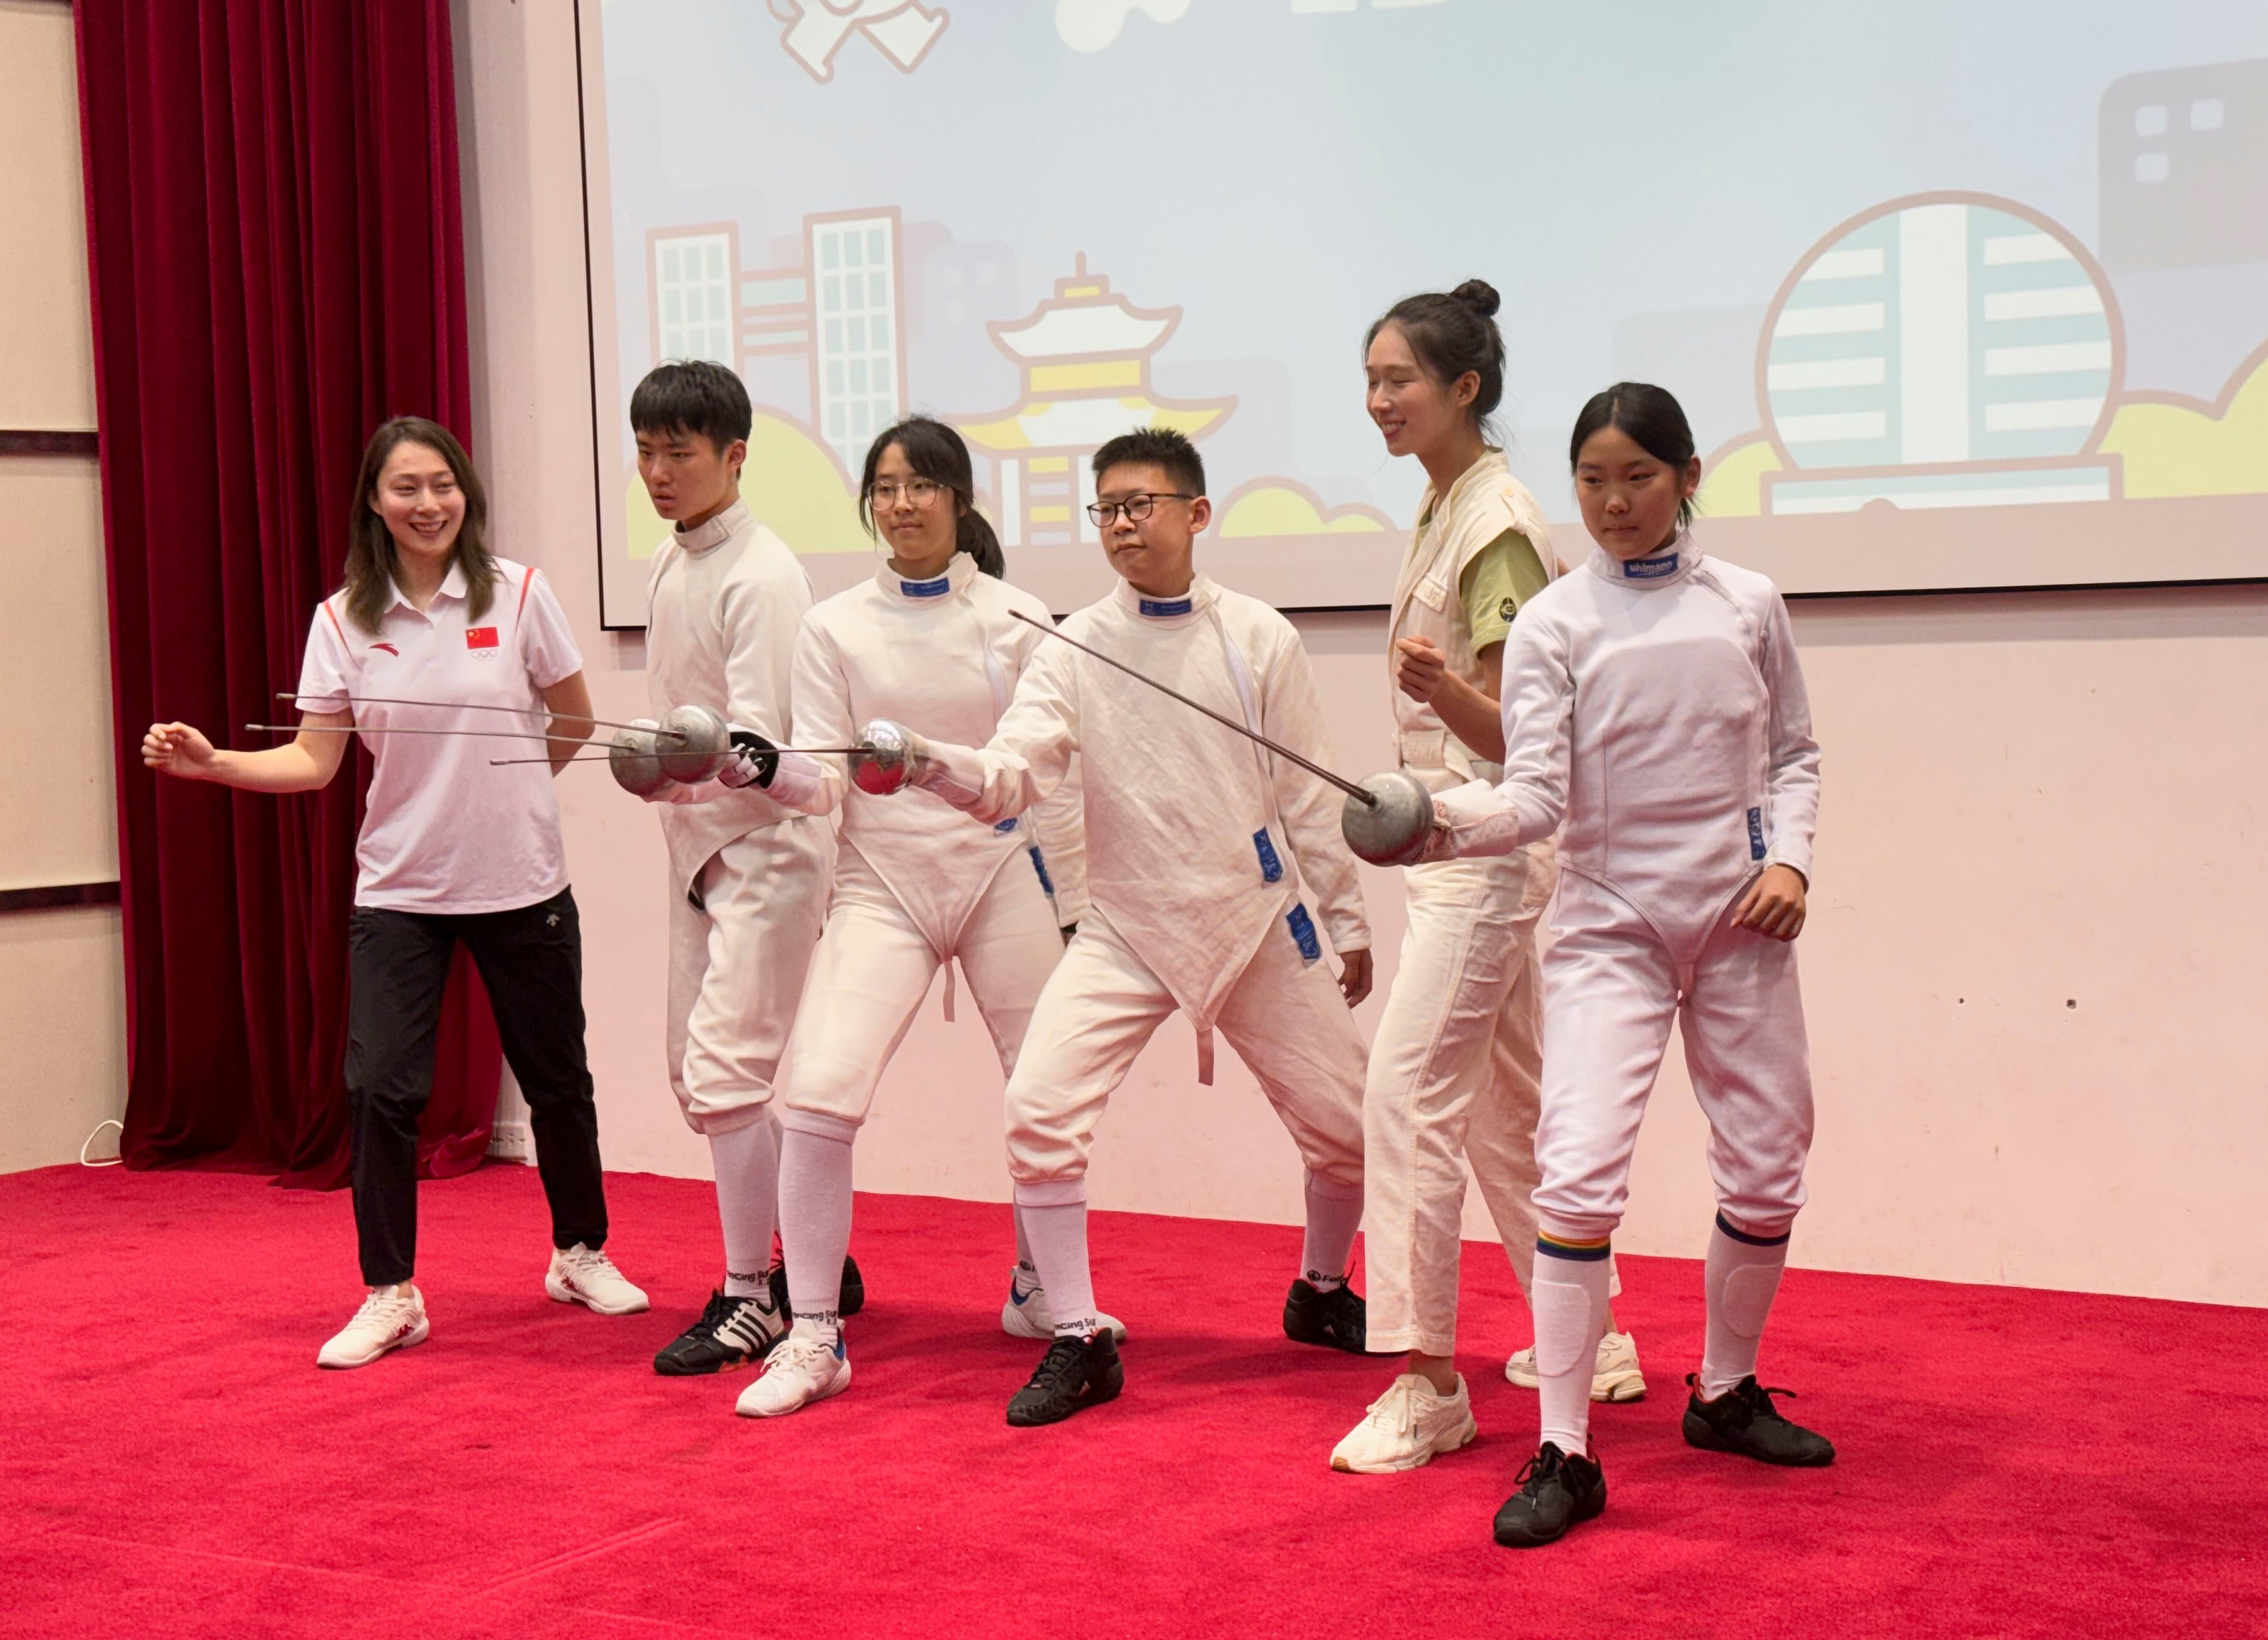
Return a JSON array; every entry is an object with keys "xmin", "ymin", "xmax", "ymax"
[{"xmin": 516, "ymin": 563, "xmax": 537, "ymax": 621}]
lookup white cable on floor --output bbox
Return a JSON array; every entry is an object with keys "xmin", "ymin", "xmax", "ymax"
[{"xmin": 79, "ymin": 1118, "xmax": 123, "ymax": 1167}]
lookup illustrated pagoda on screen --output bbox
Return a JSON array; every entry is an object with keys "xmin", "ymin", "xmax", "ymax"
[{"xmin": 956, "ymin": 257, "xmax": 1234, "ymax": 549}]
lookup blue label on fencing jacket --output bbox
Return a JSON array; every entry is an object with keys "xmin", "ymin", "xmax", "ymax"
[
  {"xmin": 1286, "ymin": 903, "xmax": 1322, "ymax": 963},
  {"xmin": 994, "ymin": 817, "xmax": 1019, "ymax": 833},
  {"xmin": 1138, "ymin": 596, "xmax": 1194, "ymax": 618},
  {"xmin": 900, "ymin": 574, "xmax": 952, "ymax": 598},
  {"xmin": 1747, "ymin": 807, "xmax": 1767, "ymax": 861},
  {"xmin": 1622, "ymin": 552, "xmax": 1679, "ymax": 580},
  {"xmin": 1028, "ymin": 845, "xmax": 1055, "ymax": 895},
  {"xmin": 1252, "ymin": 828, "xmax": 1283, "ymax": 884}
]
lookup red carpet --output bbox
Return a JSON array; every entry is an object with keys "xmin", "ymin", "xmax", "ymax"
[{"xmin": 3, "ymin": 1163, "xmax": 2262, "ymax": 1639}]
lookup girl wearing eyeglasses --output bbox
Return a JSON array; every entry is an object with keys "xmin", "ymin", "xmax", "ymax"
[
  {"xmin": 721, "ymin": 415, "xmax": 1114, "ymax": 1417},
  {"xmin": 1332, "ymin": 280, "xmax": 1643, "ymax": 1477}
]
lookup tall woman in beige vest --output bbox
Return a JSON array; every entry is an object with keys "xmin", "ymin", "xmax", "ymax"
[{"xmin": 1331, "ymin": 282, "xmax": 1642, "ymax": 1474}]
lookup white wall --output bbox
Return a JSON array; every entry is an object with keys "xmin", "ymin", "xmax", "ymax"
[
  {"xmin": 453, "ymin": 0, "xmax": 2268, "ymax": 1307},
  {"xmin": 0, "ymin": 0, "xmax": 127, "ymax": 1174}
]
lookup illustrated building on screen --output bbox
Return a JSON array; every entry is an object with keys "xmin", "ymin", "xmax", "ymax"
[
  {"xmin": 955, "ymin": 257, "xmax": 1234, "ymax": 548},
  {"xmin": 2099, "ymin": 58, "xmax": 2268, "ymax": 274},
  {"xmin": 646, "ymin": 210, "xmax": 907, "ymax": 475},
  {"xmin": 1756, "ymin": 194, "xmax": 2125, "ymax": 515}
]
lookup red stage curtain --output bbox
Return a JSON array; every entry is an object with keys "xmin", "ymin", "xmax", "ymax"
[{"xmin": 78, "ymin": 0, "xmax": 502, "ymax": 1188}]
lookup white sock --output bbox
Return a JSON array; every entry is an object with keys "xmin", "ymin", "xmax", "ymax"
[
  {"xmin": 1532, "ymin": 1231, "xmax": 1613, "ymax": 1458},
  {"xmin": 1700, "ymin": 1212, "xmax": 1789, "ymax": 1399},
  {"xmin": 777, "ymin": 1124, "xmax": 855, "ymax": 1334},
  {"xmin": 1014, "ymin": 1188, "xmax": 1097, "ymax": 1339},
  {"xmin": 1011, "ymin": 1204, "xmax": 1039, "ymax": 1285},
  {"xmin": 1300, "ymin": 1170, "xmax": 1364, "ymax": 1292},
  {"xmin": 709, "ymin": 1116, "xmax": 780, "ymax": 1299}
]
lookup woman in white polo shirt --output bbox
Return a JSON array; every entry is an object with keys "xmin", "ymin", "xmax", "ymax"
[{"xmin": 143, "ymin": 416, "xmax": 647, "ymax": 1368}]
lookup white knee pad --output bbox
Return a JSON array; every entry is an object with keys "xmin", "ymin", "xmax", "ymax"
[
  {"xmin": 1718, "ymin": 1263, "xmax": 1783, "ymax": 1341},
  {"xmin": 1531, "ymin": 1271, "xmax": 1605, "ymax": 1378}
]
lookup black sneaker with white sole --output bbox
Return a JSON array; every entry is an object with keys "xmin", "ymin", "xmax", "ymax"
[
  {"xmin": 652, "ymin": 1288, "xmax": 788, "ymax": 1377},
  {"xmin": 1493, "ymin": 1441, "xmax": 1608, "ymax": 1548},
  {"xmin": 769, "ymin": 1255, "xmax": 866, "ymax": 1322},
  {"xmin": 1282, "ymin": 1278, "xmax": 1368, "ymax": 1353},
  {"xmin": 1005, "ymin": 1331, "xmax": 1124, "ymax": 1427},
  {"xmin": 1681, "ymin": 1374, "xmax": 1836, "ymax": 1466}
]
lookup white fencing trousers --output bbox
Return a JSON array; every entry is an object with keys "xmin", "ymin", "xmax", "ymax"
[
  {"xmin": 781, "ymin": 841, "xmax": 1065, "ymax": 1128},
  {"xmin": 1361, "ymin": 851, "xmax": 1563, "ymax": 1359},
  {"xmin": 1532, "ymin": 873, "xmax": 1813, "ymax": 1244},
  {"xmin": 665, "ymin": 815, "xmax": 831, "ymax": 1136},
  {"xmin": 1004, "ymin": 906, "xmax": 1366, "ymax": 1192}
]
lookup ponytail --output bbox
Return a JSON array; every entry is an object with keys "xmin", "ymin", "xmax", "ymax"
[{"xmin": 957, "ymin": 506, "xmax": 1005, "ymax": 578}]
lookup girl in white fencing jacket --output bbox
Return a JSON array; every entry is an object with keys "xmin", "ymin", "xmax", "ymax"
[{"xmin": 1415, "ymin": 384, "xmax": 1832, "ymax": 1550}]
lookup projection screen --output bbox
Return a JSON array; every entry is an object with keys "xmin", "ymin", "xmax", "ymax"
[{"xmin": 577, "ymin": 2, "xmax": 2268, "ymax": 624}]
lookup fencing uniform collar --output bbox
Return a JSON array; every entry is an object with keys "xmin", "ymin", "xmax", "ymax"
[
  {"xmin": 1115, "ymin": 572, "xmax": 1215, "ymax": 623},
  {"xmin": 1588, "ymin": 529, "xmax": 1695, "ymax": 589},
  {"xmin": 878, "ymin": 551, "xmax": 978, "ymax": 604},
  {"xmin": 673, "ymin": 498, "xmax": 750, "ymax": 557}
]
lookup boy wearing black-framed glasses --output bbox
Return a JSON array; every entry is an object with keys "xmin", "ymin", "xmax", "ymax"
[{"xmin": 855, "ymin": 424, "xmax": 1376, "ymax": 1426}]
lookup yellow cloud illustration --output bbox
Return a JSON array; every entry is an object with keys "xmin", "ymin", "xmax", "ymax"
[
  {"xmin": 1219, "ymin": 483, "xmax": 1391, "ymax": 538},
  {"xmin": 1693, "ymin": 434, "xmax": 1782, "ymax": 521},
  {"xmin": 625, "ymin": 412, "xmax": 873, "ymax": 560},
  {"xmin": 2101, "ymin": 343, "xmax": 2268, "ymax": 499}
]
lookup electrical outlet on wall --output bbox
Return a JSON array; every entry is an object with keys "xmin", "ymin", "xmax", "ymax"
[{"xmin": 488, "ymin": 1120, "xmax": 534, "ymax": 1163}]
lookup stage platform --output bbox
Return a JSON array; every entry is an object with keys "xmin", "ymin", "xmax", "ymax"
[{"xmin": 3, "ymin": 1163, "xmax": 2259, "ymax": 1638}]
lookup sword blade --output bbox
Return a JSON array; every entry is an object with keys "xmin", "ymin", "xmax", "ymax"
[
  {"xmin": 1008, "ymin": 610, "xmax": 1376, "ymax": 806},
  {"xmin": 274, "ymin": 692, "xmax": 685, "ymax": 739},
  {"xmin": 488, "ymin": 746, "xmax": 866, "ymax": 767},
  {"xmin": 246, "ymin": 722, "xmax": 563, "ymax": 742}
]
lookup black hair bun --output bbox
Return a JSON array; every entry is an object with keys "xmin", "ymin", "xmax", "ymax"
[{"xmin": 1451, "ymin": 279, "xmax": 1500, "ymax": 318}]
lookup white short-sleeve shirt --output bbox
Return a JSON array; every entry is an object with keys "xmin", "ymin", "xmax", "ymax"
[{"xmin": 296, "ymin": 556, "xmax": 583, "ymax": 914}]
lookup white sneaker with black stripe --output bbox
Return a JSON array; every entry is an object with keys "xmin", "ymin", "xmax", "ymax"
[
  {"xmin": 317, "ymin": 1284, "xmax": 429, "ymax": 1369},
  {"xmin": 545, "ymin": 1244, "xmax": 650, "ymax": 1316},
  {"xmin": 999, "ymin": 1265, "xmax": 1128, "ymax": 1344}
]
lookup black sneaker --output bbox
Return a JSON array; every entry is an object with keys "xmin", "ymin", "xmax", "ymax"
[
  {"xmin": 1681, "ymin": 1374, "xmax": 1836, "ymax": 1466},
  {"xmin": 1492, "ymin": 1442, "xmax": 1608, "ymax": 1548},
  {"xmin": 1005, "ymin": 1331, "xmax": 1124, "ymax": 1427},
  {"xmin": 651, "ymin": 1287, "xmax": 787, "ymax": 1377},
  {"xmin": 1282, "ymin": 1278, "xmax": 1368, "ymax": 1353},
  {"xmin": 767, "ymin": 1254, "xmax": 866, "ymax": 1321}
]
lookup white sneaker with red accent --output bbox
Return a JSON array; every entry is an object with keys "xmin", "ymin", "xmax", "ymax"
[
  {"xmin": 317, "ymin": 1284, "xmax": 430, "ymax": 1369},
  {"xmin": 546, "ymin": 1244, "xmax": 650, "ymax": 1316}
]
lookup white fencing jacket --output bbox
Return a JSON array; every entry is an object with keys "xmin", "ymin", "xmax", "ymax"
[
  {"xmin": 1434, "ymin": 535, "xmax": 1820, "ymax": 955},
  {"xmin": 645, "ymin": 500, "xmax": 812, "ymax": 897},
  {"xmin": 930, "ymin": 573, "xmax": 1369, "ymax": 1036},
  {"xmin": 773, "ymin": 553, "xmax": 1087, "ymax": 951}
]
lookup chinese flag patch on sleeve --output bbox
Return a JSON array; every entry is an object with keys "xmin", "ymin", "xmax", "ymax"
[{"xmin": 465, "ymin": 627, "xmax": 499, "ymax": 650}]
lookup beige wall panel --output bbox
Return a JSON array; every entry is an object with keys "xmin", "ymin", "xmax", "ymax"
[
  {"xmin": 0, "ymin": 906, "xmax": 126, "ymax": 1172},
  {"xmin": 0, "ymin": 0, "xmax": 97, "ymax": 432},
  {"xmin": 0, "ymin": 459, "xmax": 115, "ymax": 887}
]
